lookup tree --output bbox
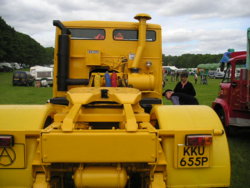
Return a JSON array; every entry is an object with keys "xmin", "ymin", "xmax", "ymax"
[
  {"xmin": 162, "ymin": 53, "xmax": 222, "ymax": 68},
  {"xmin": 0, "ymin": 17, "xmax": 54, "ymax": 66}
]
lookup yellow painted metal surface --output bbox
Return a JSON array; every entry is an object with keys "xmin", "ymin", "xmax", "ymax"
[
  {"xmin": 41, "ymin": 131, "xmax": 157, "ymax": 163},
  {"xmin": 0, "ymin": 105, "xmax": 52, "ymax": 169},
  {"xmin": 151, "ymin": 173, "xmax": 166, "ymax": 188},
  {"xmin": 54, "ymin": 107, "xmax": 150, "ymax": 123},
  {"xmin": 123, "ymin": 103, "xmax": 138, "ymax": 131},
  {"xmin": 0, "ymin": 104, "xmax": 52, "ymax": 130},
  {"xmin": 0, "ymin": 144, "xmax": 25, "ymax": 168},
  {"xmin": 154, "ymin": 105, "xmax": 231, "ymax": 187},
  {"xmin": 33, "ymin": 173, "xmax": 49, "ymax": 188},
  {"xmin": 53, "ymin": 19, "xmax": 162, "ymax": 98},
  {"xmin": 131, "ymin": 13, "xmax": 151, "ymax": 69},
  {"xmin": 0, "ymin": 105, "xmax": 52, "ymax": 187},
  {"xmin": 74, "ymin": 166, "xmax": 127, "ymax": 188},
  {"xmin": 0, "ymin": 14, "xmax": 231, "ymax": 187},
  {"xmin": 67, "ymin": 87, "xmax": 142, "ymax": 105},
  {"xmin": 128, "ymin": 73, "xmax": 155, "ymax": 90},
  {"xmin": 0, "ymin": 138, "xmax": 38, "ymax": 188},
  {"xmin": 86, "ymin": 49, "xmax": 101, "ymax": 66},
  {"xmin": 61, "ymin": 103, "xmax": 81, "ymax": 132}
]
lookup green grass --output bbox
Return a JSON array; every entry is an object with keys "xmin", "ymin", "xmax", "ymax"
[
  {"xmin": 0, "ymin": 72, "xmax": 52, "ymax": 104},
  {"xmin": 228, "ymin": 132, "xmax": 250, "ymax": 187},
  {"xmin": 0, "ymin": 72, "xmax": 250, "ymax": 187}
]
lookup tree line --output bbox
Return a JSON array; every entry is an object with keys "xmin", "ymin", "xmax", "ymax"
[
  {"xmin": 0, "ymin": 17, "xmax": 53, "ymax": 66},
  {"xmin": 162, "ymin": 53, "xmax": 223, "ymax": 68}
]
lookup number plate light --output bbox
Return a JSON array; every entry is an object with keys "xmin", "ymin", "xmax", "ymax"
[
  {"xmin": 185, "ymin": 135, "xmax": 212, "ymax": 146},
  {"xmin": 0, "ymin": 135, "xmax": 14, "ymax": 147}
]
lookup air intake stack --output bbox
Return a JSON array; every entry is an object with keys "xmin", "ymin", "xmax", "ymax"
[{"xmin": 130, "ymin": 13, "xmax": 151, "ymax": 73}]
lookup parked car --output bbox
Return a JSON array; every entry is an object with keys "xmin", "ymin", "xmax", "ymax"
[
  {"xmin": 0, "ymin": 62, "xmax": 13, "ymax": 72},
  {"xmin": 12, "ymin": 71, "xmax": 34, "ymax": 86},
  {"xmin": 10, "ymin": 62, "xmax": 21, "ymax": 70},
  {"xmin": 208, "ymin": 71, "xmax": 216, "ymax": 78},
  {"xmin": 214, "ymin": 71, "xmax": 225, "ymax": 79}
]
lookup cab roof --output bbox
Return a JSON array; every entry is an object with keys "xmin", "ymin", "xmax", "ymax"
[{"xmin": 62, "ymin": 20, "xmax": 161, "ymax": 30}]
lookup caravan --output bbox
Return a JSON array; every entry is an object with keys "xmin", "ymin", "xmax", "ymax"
[{"xmin": 30, "ymin": 66, "xmax": 53, "ymax": 86}]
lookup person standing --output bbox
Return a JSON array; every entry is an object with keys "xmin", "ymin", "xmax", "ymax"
[
  {"xmin": 174, "ymin": 71, "xmax": 196, "ymax": 96},
  {"xmin": 170, "ymin": 71, "xmax": 175, "ymax": 82},
  {"xmin": 194, "ymin": 73, "xmax": 198, "ymax": 84},
  {"xmin": 176, "ymin": 72, "xmax": 180, "ymax": 82}
]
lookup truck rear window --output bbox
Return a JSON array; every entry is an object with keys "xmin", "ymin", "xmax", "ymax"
[
  {"xmin": 69, "ymin": 29, "xmax": 105, "ymax": 40},
  {"xmin": 113, "ymin": 30, "xmax": 156, "ymax": 41},
  {"xmin": 14, "ymin": 72, "xmax": 26, "ymax": 78}
]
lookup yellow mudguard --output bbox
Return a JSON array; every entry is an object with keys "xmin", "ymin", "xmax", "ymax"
[
  {"xmin": 154, "ymin": 105, "xmax": 230, "ymax": 187},
  {"xmin": 0, "ymin": 104, "xmax": 52, "ymax": 188}
]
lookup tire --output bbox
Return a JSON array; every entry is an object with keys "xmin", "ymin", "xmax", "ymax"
[{"xmin": 215, "ymin": 107, "xmax": 232, "ymax": 136}]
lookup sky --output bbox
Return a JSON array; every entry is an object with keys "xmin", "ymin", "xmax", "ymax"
[{"xmin": 1, "ymin": 0, "xmax": 249, "ymax": 56}]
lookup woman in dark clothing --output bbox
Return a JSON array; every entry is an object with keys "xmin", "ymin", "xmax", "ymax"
[
  {"xmin": 174, "ymin": 72, "xmax": 196, "ymax": 96},
  {"xmin": 162, "ymin": 89, "xmax": 199, "ymax": 105}
]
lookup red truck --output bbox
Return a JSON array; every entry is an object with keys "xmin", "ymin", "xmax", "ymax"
[{"xmin": 212, "ymin": 49, "xmax": 250, "ymax": 134}]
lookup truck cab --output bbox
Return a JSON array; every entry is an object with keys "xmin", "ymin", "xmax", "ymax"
[
  {"xmin": 213, "ymin": 51, "xmax": 250, "ymax": 133},
  {"xmin": 0, "ymin": 14, "xmax": 231, "ymax": 188}
]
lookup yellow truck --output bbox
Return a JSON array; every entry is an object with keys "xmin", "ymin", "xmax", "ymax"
[{"xmin": 0, "ymin": 14, "xmax": 230, "ymax": 187}]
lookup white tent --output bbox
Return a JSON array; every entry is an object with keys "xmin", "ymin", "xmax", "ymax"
[{"xmin": 162, "ymin": 66, "xmax": 178, "ymax": 71}]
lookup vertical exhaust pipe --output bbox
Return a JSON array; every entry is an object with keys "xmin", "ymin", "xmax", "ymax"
[
  {"xmin": 130, "ymin": 13, "xmax": 151, "ymax": 73},
  {"xmin": 53, "ymin": 20, "xmax": 71, "ymax": 91}
]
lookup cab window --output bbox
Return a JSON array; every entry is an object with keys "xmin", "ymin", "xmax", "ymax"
[
  {"xmin": 222, "ymin": 65, "xmax": 231, "ymax": 83},
  {"xmin": 235, "ymin": 59, "xmax": 246, "ymax": 80},
  {"xmin": 14, "ymin": 72, "xmax": 20, "ymax": 77},
  {"xmin": 69, "ymin": 29, "xmax": 105, "ymax": 40},
  {"xmin": 20, "ymin": 73, "xmax": 26, "ymax": 78},
  {"xmin": 113, "ymin": 30, "xmax": 156, "ymax": 41}
]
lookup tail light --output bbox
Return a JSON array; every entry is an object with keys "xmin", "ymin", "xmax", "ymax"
[
  {"xmin": 185, "ymin": 135, "xmax": 212, "ymax": 146},
  {"xmin": 0, "ymin": 135, "xmax": 14, "ymax": 147}
]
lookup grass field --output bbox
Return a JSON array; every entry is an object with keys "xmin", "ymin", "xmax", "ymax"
[
  {"xmin": 0, "ymin": 72, "xmax": 249, "ymax": 187},
  {"xmin": 0, "ymin": 72, "xmax": 52, "ymax": 104}
]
